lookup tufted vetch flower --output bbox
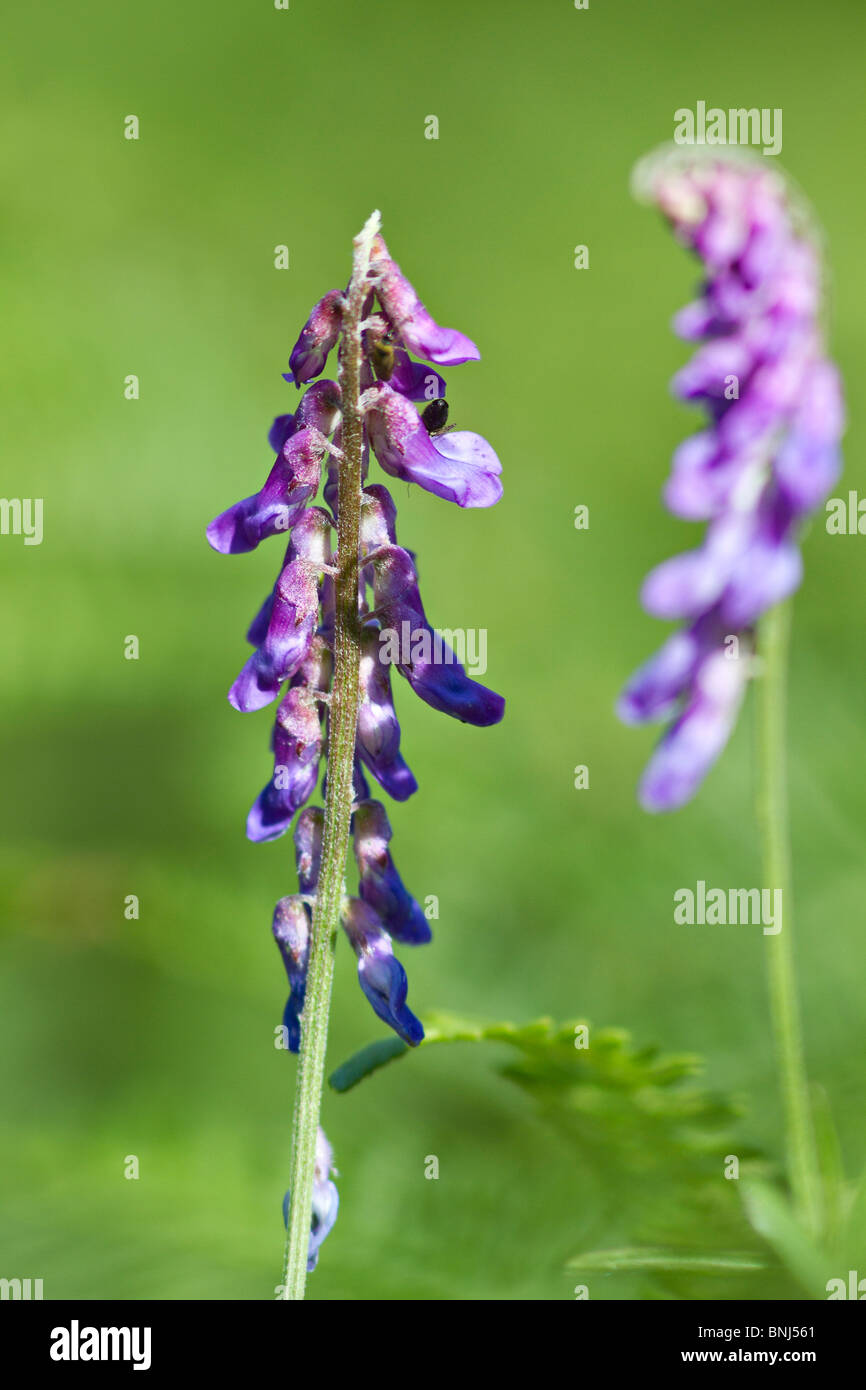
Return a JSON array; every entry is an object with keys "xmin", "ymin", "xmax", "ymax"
[
  {"xmin": 207, "ymin": 214, "xmax": 503, "ymax": 1282},
  {"xmin": 619, "ymin": 148, "xmax": 844, "ymax": 813}
]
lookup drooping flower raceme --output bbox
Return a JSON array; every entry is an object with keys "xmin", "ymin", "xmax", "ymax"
[
  {"xmin": 618, "ymin": 149, "xmax": 844, "ymax": 812},
  {"xmin": 208, "ymin": 221, "xmax": 503, "ymax": 1274}
]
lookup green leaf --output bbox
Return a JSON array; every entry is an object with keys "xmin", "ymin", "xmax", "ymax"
[
  {"xmin": 328, "ymin": 1036, "xmax": 407, "ymax": 1092},
  {"xmin": 741, "ymin": 1180, "xmax": 828, "ymax": 1296},
  {"xmin": 330, "ymin": 1010, "xmax": 778, "ymax": 1296},
  {"xmin": 327, "ymin": 1011, "xmax": 557, "ymax": 1092},
  {"xmin": 566, "ymin": 1246, "xmax": 767, "ymax": 1275}
]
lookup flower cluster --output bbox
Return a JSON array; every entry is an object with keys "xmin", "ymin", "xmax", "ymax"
[
  {"xmin": 208, "ymin": 227, "xmax": 503, "ymax": 1266},
  {"xmin": 618, "ymin": 150, "xmax": 844, "ymax": 812}
]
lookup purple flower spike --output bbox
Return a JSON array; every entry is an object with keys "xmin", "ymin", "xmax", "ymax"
[
  {"xmin": 370, "ymin": 234, "xmax": 479, "ymax": 366},
  {"xmin": 246, "ymin": 689, "xmax": 322, "ymax": 842},
  {"xmin": 620, "ymin": 149, "xmax": 845, "ymax": 809},
  {"xmin": 210, "ymin": 218, "xmax": 501, "ymax": 1277},
  {"xmin": 353, "ymin": 799, "xmax": 431, "ymax": 945},
  {"xmin": 341, "ymin": 897, "xmax": 424, "ymax": 1046},
  {"xmin": 282, "ymin": 1127, "xmax": 339, "ymax": 1272},
  {"xmin": 207, "ymin": 427, "xmax": 327, "ymax": 555},
  {"xmin": 289, "ymin": 290, "xmax": 344, "ymax": 384},
  {"xmin": 366, "ymin": 382, "xmax": 502, "ymax": 508},
  {"xmin": 272, "ymin": 895, "xmax": 310, "ymax": 1053}
]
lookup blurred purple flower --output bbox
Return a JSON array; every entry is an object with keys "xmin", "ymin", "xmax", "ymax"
[{"xmin": 620, "ymin": 149, "xmax": 844, "ymax": 811}]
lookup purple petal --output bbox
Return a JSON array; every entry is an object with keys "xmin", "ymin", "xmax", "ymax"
[
  {"xmin": 341, "ymin": 897, "xmax": 424, "ymax": 1046},
  {"xmin": 207, "ymin": 429, "xmax": 325, "ymax": 556},
  {"xmin": 401, "ymin": 642, "xmax": 505, "ymax": 726},
  {"xmin": 273, "ymin": 896, "xmax": 310, "ymax": 1049},
  {"xmin": 246, "ymin": 694, "xmax": 322, "ymax": 841},
  {"xmin": 356, "ymin": 627, "xmax": 417, "ymax": 800},
  {"xmin": 353, "ymin": 800, "xmax": 431, "ymax": 945},
  {"xmin": 367, "ymin": 384, "xmax": 501, "ymax": 509},
  {"xmin": 371, "ymin": 234, "xmax": 479, "ymax": 366},
  {"xmin": 639, "ymin": 650, "xmax": 747, "ymax": 812},
  {"xmin": 294, "ymin": 806, "xmax": 324, "ymax": 893},
  {"xmin": 294, "ymin": 379, "xmax": 342, "ymax": 436},
  {"xmin": 720, "ymin": 536, "xmax": 802, "ymax": 629},
  {"xmin": 388, "ymin": 351, "xmax": 447, "ymax": 401},
  {"xmin": 229, "ymin": 609, "xmax": 317, "ymax": 712},
  {"xmin": 268, "ymin": 413, "xmax": 295, "ymax": 454},
  {"xmin": 246, "ymin": 757, "xmax": 319, "ymax": 841},
  {"xmin": 617, "ymin": 626, "xmax": 705, "ymax": 726},
  {"xmin": 641, "ymin": 548, "xmax": 728, "ymax": 621}
]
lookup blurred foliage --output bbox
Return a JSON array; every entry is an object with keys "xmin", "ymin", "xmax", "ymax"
[
  {"xmin": 336, "ymin": 1016, "xmax": 866, "ymax": 1298},
  {"xmin": 334, "ymin": 1013, "xmax": 801, "ymax": 1298}
]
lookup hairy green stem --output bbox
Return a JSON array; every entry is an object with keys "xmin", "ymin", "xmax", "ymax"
[
  {"xmin": 281, "ymin": 210, "xmax": 381, "ymax": 1300},
  {"xmin": 757, "ymin": 600, "xmax": 823, "ymax": 1239}
]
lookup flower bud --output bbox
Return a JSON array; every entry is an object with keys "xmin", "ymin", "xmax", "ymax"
[{"xmin": 289, "ymin": 291, "xmax": 343, "ymax": 384}]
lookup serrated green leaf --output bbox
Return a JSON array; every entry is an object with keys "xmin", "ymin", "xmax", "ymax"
[{"xmin": 329, "ymin": 1011, "xmax": 783, "ymax": 1297}]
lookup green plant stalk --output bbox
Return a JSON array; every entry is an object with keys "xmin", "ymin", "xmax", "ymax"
[
  {"xmin": 281, "ymin": 210, "xmax": 381, "ymax": 1300},
  {"xmin": 757, "ymin": 599, "xmax": 823, "ymax": 1239}
]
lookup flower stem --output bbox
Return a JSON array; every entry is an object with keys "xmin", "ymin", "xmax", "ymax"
[
  {"xmin": 756, "ymin": 599, "xmax": 823, "ymax": 1239},
  {"xmin": 281, "ymin": 210, "xmax": 381, "ymax": 1301}
]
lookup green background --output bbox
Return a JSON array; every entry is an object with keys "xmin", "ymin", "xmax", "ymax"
[{"xmin": 2, "ymin": 0, "xmax": 864, "ymax": 1300}]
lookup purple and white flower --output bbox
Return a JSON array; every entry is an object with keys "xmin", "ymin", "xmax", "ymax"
[
  {"xmin": 209, "ymin": 221, "xmax": 504, "ymax": 1273},
  {"xmin": 619, "ymin": 149, "xmax": 844, "ymax": 812}
]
